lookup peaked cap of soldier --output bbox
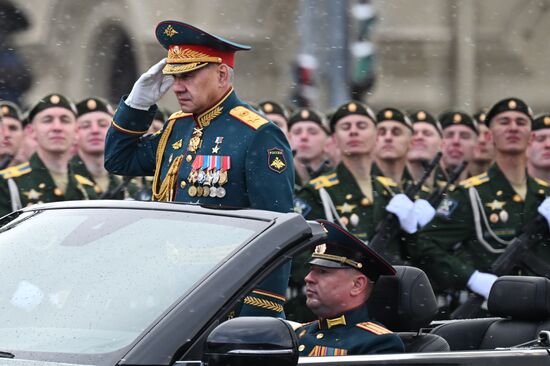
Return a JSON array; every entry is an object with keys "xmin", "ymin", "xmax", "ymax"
[
  {"xmin": 311, "ymin": 220, "xmax": 396, "ymax": 281},
  {"xmin": 484, "ymin": 97, "xmax": 533, "ymax": 126},
  {"xmin": 156, "ymin": 20, "xmax": 251, "ymax": 75}
]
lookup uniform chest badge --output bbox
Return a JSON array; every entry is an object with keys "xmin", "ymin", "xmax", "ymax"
[
  {"xmin": 22, "ymin": 189, "xmax": 42, "ymax": 200},
  {"xmin": 436, "ymin": 197, "xmax": 458, "ymax": 219},
  {"xmin": 172, "ymin": 139, "xmax": 183, "ymax": 150},
  {"xmin": 267, "ymin": 148, "xmax": 287, "ymax": 173}
]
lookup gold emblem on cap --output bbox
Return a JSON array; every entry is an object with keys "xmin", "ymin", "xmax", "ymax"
[
  {"xmin": 1, "ymin": 106, "xmax": 8, "ymax": 114},
  {"xmin": 417, "ymin": 111, "xmax": 426, "ymax": 120},
  {"xmin": 479, "ymin": 113, "xmax": 486, "ymax": 122},
  {"xmin": 384, "ymin": 110, "xmax": 393, "ymax": 120},
  {"xmin": 453, "ymin": 113, "xmax": 462, "ymax": 123},
  {"xmin": 87, "ymin": 99, "xmax": 97, "ymax": 110},
  {"xmin": 263, "ymin": 103, "xmax": 273, "ymax": 113},
  {"xmin": 508, "ymin": 100, "xmax": 517, "ymax": 109},
  {"xmin": 50, "ymin": 95, "xmax": 61, "ymax": 104},
  {"xmin": 348, "ymin": 103, "xmax": 357, "ymax": 113},
  {"xmin": 164, "ymin": 24, "xmax": 178, "ymax": 37},
  {"xmin": 314, "ymin": 244, "xmax": 327, "ymax": 254},
  {"xmin": 544, "ymin": 117, "xmax": 550, "ymax": 126},
  {"xmin": 300, "ymin": 110, "xmax": 310, "ymax": 119}
]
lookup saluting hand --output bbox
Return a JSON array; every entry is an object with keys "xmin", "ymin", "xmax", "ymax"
[{"xmin": 125, "ymin": 58, "xmax": 174, "ymax": 110}]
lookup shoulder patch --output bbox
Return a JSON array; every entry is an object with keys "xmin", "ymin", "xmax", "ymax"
[
  {"xmin": 310, "ymin": 173, "xmax": 339, "ymax": 190},
  {"xmin": 356, "ymin": 322, "xmax": 392, "ymax": 335},
  {"xmin": 74, "ymin": 174, "xmax": 95, "ymax": 187},
  {"xmin": 168, "ymin": 110, "xmax": 192, "ymax": 120},
  {"xmin": 534, "ymin": 177, "xmax": 549, "ymax": 187},
  {"xmin": 294, "ymin": 197, "xmax": 312, "ymax": 217},
  {"xmin": 230, "ymin": 106, "xmax": 269, "ymax": 130},
  {"xmin": 375, "ymin": 176, "xmax": 398, "ymax": 188},
  {"xmin": 0, "ymin": 162, "xmax": 31, "ymax": 179},
  {"xmin": 460, "ymin": 173, "xmax": 489, "ymax": 188}
]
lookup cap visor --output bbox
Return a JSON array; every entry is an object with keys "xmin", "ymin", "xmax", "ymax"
[
  {"xmin": 162, "ymin": 62, "xmax": 210, "ymax": 75},
  {"xmin": 309, "ymin": 258, "xmax": 350, "ymax": 269}
]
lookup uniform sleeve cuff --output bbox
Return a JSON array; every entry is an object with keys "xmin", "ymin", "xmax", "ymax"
[{"xmin": 111, "ymin": 96, "xmax": 158, "ymax": 135}]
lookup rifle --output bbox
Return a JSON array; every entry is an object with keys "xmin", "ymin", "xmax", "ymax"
[
  {"xmin": 99, "ymin": 176, "xmax": 133, "ymax": 200},
  {"xmin": 368, "ymin": 152, "xmax": 442, "ymax": 263},
  {"xmin": 427, "ymin": 161, "xmax": 468, "ymax": 209},
  {"xmin": 450, "ymin": 214, "xmax": 550, "ymax": 319}
]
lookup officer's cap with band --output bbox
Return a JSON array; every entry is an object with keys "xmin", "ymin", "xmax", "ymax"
[
  {"xmin": 484, "ymin": 97, "xmax": 533, "ymax": 126},
  {"xmin": 258, "ymin": 100, "xmax": 289, "ymax": 120},
  {"xmin": 532, "ymin": 113, "xmax": 550, "ymax": 131},
  {"xmin": 438, "ymin": 110, "xmax": 478, "ymax": 135},
  {"xmin": 288, "ymin": 108, "xmax": 329, "ymax": 133},
  {"xmin": 28, "ymin": 94, "xmax": 77, "ymax": 123},
  {"xmin": 330, "ymin": 101, "xmax": 377, "ymax": 133},
  {"xmin": 310, "ymin": 220, "xmax": 396, "ymax": 281},
  {"xmin": 376, "ymin": 107, "xmax": 413, "ymax": 131},
  {"xmin": 156, "ymin": 20, "xmax": 251, "ymax": 75},
  {"xmin": 0, "ymin": 101, "xmax": 22, "ymax": 122},
  {"xmin": 76, "ymin": 97, "xmax": 114, "ymax": 117},
  {"xmin": 409, "ymin": 110, "xmax": 442, "ymax": 136}
]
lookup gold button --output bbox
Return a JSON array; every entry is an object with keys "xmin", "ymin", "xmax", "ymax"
[
  {"xmin": 340, "ymin": 217, "xmax": 349, "ymax": 226},
  {"xmin": 539, "ymin": 189, "xmax": 545, "ymax": 195},
  {"xmin": 38, "ymin": 183, "xmax": 46, "ymax": 189},
  {"xmin": 53, "ymin": 188, "xmax": 63, "ymax": 196},
  {"xmin": 361, "ymin": 198, "xmax": 370, "ymax": 206},
  {"xmin": 316, "ymin": 333, "xmax": 324, "ymax": 339},
  {"xmin": 180, "ymin": 181, "xmax": 187, "ymax": 189},
  {"xmin": 496, "ymin": 190, "xmax": 503, "ymax": 196},
  {"xmin": 186, "ymin": 155, "xmax": 193, "ymax": 162},
  {"xmin": 513, "ymin": 194, "xmax": 522, "ymax": 203},
  {"xmin": 298, "ymin": 345, "xmax": 305, "ymax": 352},
  {"xmin": 345, "ymin": 194, "xmax": 352, "ymax": 200}
]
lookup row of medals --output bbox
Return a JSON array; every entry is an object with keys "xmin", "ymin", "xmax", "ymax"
[{"xmin": 187, "ymin": 168, "xmax": 228, "ymax": 198}]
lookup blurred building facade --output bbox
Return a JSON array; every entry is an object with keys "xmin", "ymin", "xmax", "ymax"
[{"xmin": 9, "ymin": 0, "xmax": 550, "ymax": 114}]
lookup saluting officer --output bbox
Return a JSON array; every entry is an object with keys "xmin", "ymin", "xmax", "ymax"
[
  {"xmin": 527, "ymin": 113, "xmax": 550, "ymax": 184},
  {"xmin": 414, "ymin": 98, "xmax": 550, "ymax": 307},
  {"xmin": 0, "ymin": 94, "xmax": 98, "ymax": 216},
  {"xmin": 295, "ymin": 220, "xmax": 405, "ymax": 356},
  {"xmin": 104, "ymin": 21, "xmax": 294, "ymax": 317}
]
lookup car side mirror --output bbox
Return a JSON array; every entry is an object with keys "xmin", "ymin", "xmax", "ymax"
[{"xmin": 203, "ymin": 316, "xmax": 299, "ymax": 366}]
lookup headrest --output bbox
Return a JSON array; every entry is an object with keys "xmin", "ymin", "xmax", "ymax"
[
  {"xmin": 488, "ymin": 276, "xmax": 550, "ymax": 320},
  {"xmin": 368, "ymin": 266, "xmax": 438, "ymax": 332}
]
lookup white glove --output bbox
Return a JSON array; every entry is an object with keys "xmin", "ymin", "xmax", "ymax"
[
  {"xmin": 125, "ymin": 58, "xmax": 174, "ymax": 110},
  {"xmin": 538, "ymin": 197, "xmax": 550, "ymax": 227},
  {"xmin": 413, "ymin": 199, "xmax": 436, "ymax": 228},
  {"xmin": 467, "ymin": 270, "xmax": 498, "ymax": 299},
  {"xmin": 386, "ymin": 193, "xmax": 417, "ymax": 234}
]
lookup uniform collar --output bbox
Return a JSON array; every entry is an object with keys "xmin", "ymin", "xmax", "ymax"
[
  {"xmin": 318, "ymin": 305, "xmax": 369, "ymax": 330},
  {"xmin": 193, "ymin": 87, "xmax": 238, "ymax": 128}
]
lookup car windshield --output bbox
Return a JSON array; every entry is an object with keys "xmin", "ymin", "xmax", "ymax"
[{"xmin": 0, "ymin": 207, "xmax": 267, "ymax": 355}]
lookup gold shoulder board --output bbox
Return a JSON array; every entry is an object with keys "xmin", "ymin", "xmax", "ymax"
[
  {"xmin": 168, "ymin": 111, "xmax": 192, "ymax": 120},
  {"xmin": 0, "ymin": 162, "xmax": 31, "ymax": 179},
  {"xmin": 74, "ymin": 174, "xmax": 95, "ymax": 186},
  {"xmin": 376, "ymin": 176, "xmax": 398, "ymax": 187},
  {"xmin": 460, "ymin": 173, "xmax": 489, "ymax": 188},
  {"xmin": 535, "ymin": 178, "xmax": 549, "ymax": 187},
  {"xmin": 230, "ymin": 106, "xmax": 268, "ymax": 130},
  {"xmin": 356, "ymin": 322, "xmax": 392, "ymax": 335},
  {"xmin": 310, "ymin": 173, "xmax": 339, "ymax": 190}
]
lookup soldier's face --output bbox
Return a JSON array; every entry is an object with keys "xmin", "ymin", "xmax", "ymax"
[
  {"xmin": 472, "ymin": 124, "xmax": 495, "ymax": 164},
  {"xmin": 288, "ymin": 121, "xmax": 328, "ymax": 162},
  {"xmin": 0, "ymin": 117, "xmax": 23, "ymax": 156},
  {"xmin": 375, "ymin": 121, "xmax": 412, "ymax": 161},
  {"xmin": 266, "ymin": 114, "xmax": 289, "ymax": 137},
  {"xmin": 333, "ymin": 115, "xmax": 376, "ymax": 156},
  {"xmin": 76, "ymin": 111, "xmax": 111, "ymax": 156},
  {"xmin": 489, "ymin": 111, "xmax": 531, "ymax": 154},
  {"xmin": 172, "ymin": 64, "xmax": 227, "ymax": 114},
  {"xmin": 30, "ymin": 107, "xmax": 77, "ymax": 154},
  {"xmin": 441, "ymin": 125, "xmax": 477, "ymax": 168},
  {"xmin": 305, "ymin": 265, "xmax": 364, "ymax": 318},
  {"xmin": 527, "ymin": 129, "xmax": 550, "ymax": 168},
  {"xmin": 408, "ymin": 122, "xmax": 442, "ymax": 163}
]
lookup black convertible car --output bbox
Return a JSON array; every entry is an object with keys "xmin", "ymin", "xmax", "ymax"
[{"xmin": 0, "ymin": 200, "xmax": 548, "ymax": 366}]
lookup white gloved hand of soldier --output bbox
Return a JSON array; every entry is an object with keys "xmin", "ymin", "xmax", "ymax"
[
  {"xmin": 537, "ymin": 196, "xmax": 550, "ymax": 227},
  {"xmin": 467, "ymin": 270, "xmax": 498, "ymax": 300},
  {"xmin": 125, "ymin": 58, "xmax": 175, "ymax": 110},
  {"xmin": 413, "ymin": 198, "xmax": 436, "ymax": 229},
  {"xmin": 386, "ymin": 193, "xmax": 417, "ymax": 234}
]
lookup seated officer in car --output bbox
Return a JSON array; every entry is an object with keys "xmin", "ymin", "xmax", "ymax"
[{"xmin": 294, "ymin": 220, "xmax": 405, "ymax": 356}]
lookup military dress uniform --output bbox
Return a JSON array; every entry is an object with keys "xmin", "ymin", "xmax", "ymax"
[
  {"xmin": 295, "ymin": 219, "xmax": 405, "ymax": 356},
  {"xmin": 104, "ymin": 20, "xmax": 294, "ymax": 318},
  {"xmin": 0, "ymin": 153, "xmax": 98, "ymax": 216}
]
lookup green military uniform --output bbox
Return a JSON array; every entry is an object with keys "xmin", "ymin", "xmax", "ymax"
[
  {"xmin": 69, "ymin": 154, "xmax": 130, "ymax": 199},
  {"xmin": 295, "ymin": 219, "xmax": 405, "ymax": 356},
  {"xmin": 413, "ymin": 163, "xmax": 550, "ymax": 293},
  {"xmin": 0, "ymin": 153, "xmax": 98, "ymax": 216}
]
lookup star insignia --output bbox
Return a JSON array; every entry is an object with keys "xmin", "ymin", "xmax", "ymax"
[
  {"xmin": 23, "ymin": 189, "xmax": 43, "ymax": 200},
  {"xmin": 486, "ymin": 199, "xmax": 506, "ymax": 211},
  {"xmin": 212, "ymin": 145, "xmax": 220, "ymax": 154},
  {"xmin": 336, "ymin": 202, "xmax": 357, "ymax": 214}
]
